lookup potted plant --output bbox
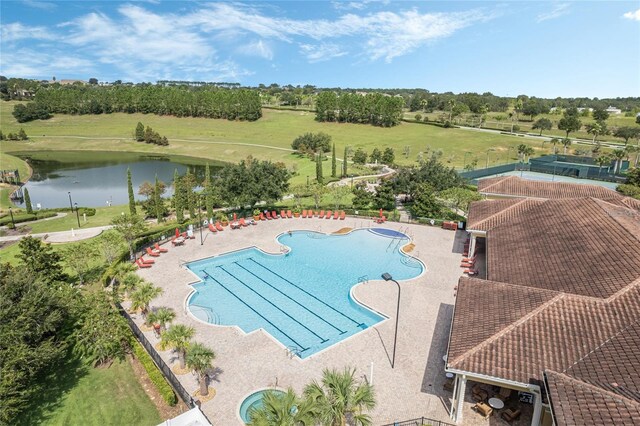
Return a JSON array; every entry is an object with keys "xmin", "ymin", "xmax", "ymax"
[
  {"xmin": 253, "ymin": 208, "xmax": 261, "ymax": 221},
  {"xmin": 293, "ymin": 206, "xmax": 301, "ymax": 218},
  {"xmin": 218, "ymin": 212, "xmax": 229, "ymax": 227}
]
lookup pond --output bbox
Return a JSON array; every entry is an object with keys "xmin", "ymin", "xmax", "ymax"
[{"xmin": 11, "ymin": 151, "xmax": 222, "ymax": 208}]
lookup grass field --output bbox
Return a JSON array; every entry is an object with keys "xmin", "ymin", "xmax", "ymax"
[
  {"xmin": 16, "ymin": 356, "xmax": 161, "ymax": 426},
  {"xmin": 0, "ymin": 101, "xmax": 556, "ymax": 175}
]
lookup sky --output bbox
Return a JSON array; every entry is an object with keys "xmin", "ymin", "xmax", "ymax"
[{"xmin": 1, "ymin": 1, "xmax": 639, "ymax": 98}]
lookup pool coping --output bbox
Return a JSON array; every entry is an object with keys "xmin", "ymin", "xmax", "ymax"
[
  {"xmin": 236, "ymin": 387, "xmax": 287, "ymax": 424},
  {"xmin": 181, "ymin": 227, "xmax": 426, "ymax": 362}
]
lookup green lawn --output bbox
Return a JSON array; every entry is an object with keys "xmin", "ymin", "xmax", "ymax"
[
  {"xmin": 16, "ymin": 356, "xmax": 161, "ymax": 426},
  {"xmin": 26, "ymin": 204, "xmax": 139, "ymax": 233}
]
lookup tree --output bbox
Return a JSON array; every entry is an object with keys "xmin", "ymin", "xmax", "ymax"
[
  {"xmin": 186, "ymin": 342, "xmax": 216, "ymax": 396},
  {"xmin": 592, "ymin": 108, "xmax": 610, "ymax": 122},
  {"xmin": 88, "ymin": 78, "xmax": 98, "ymax": 85},
  {"xmin": 438, "ymin": 187, "xmax": 482, "ymax": 215},
  {"xmin": 218, "ymin": 157, "xmax": 290, "ymax": 207},
  {"xmin": 173, "ymin": 169, "xmax": 185, "ymax": 223},
  {"xmin": 23, "ymin": 187, "xmax": 33, "ymax": 214},
  {"xmin": 370, "ymin": 148, "xmax": 382, "ymax": 164},
  {"xmin": 352, "ymin": 148, "xmax": 367, "ymax": 165},
  {"xmin": 331, "ymin": 143, "xmax": 337, "ymax": 178},
  {"xmin": 17, "ymin": 128, "xmax": 28, "ymax": 140},
  {"xmin": 292, "ymin": 132, "xmax": 332, "ymax": 153},
  {"xmin": 381, "ymin": 148, "xmax": 395, "ymax": 165},
  {"xmin": 409, "ymin": 183, "xmax": 443, "ymax": 219},
  {"xmin": 62, "ymin": 241, "xmax": 97, "ymax": 285},
  {"xmin": 613, "ymin": 126, "xmax": 640, "ymax": 145},
  {"xmin": 373, "ymin": 180, "xmax": 395, "ymax": 211},
  {"xmin": 316, "ymin": 151, "xmax": 324, "ymax": 184},
  {"xmin": 248, "ymin": 388, "xmax": 316, "ymax": 426},
  {"xmin": 153, "ymin": 175, "xmax": 165, "ymax": 222},
  {"xmin": 595, "ymin": 154, "xmax": 612, "ymax": 176},
  {"xmin": 111, "ymin": 213, "xmax": 148, "ymax": 260},
  {"xmin": 612, "ymin": 149, "xmax": 626, "ymax": 174},
  {"xmin": 517, "ymin": 144, "xmax": 535, "ymax": 162},
  {"xmin": 12, "ymin": 102, "xmax": 51, "ymax": 123},
  {"xmin": 160, "ymin": 324, "xmax": 195, "ymax": 369},
  {"xmin": 549, "ymin": 137, "xmax": 561, "ymax": 154},
  {"xmin": 127, "ymin": 168, "xmax": 136, "ymax": 215},
  {"xmin": 204, "ymin": 163, "xmax": 214, "ymax": 219},
  {"xmin": 135, "ymin": 122, "xmax": 145, "ymax": 141},
  {"xmin": 532, "ymin": 118, "xmax": 552, "ymax": 136},
  {"xmin": 561, "ymin": 138, "xmax": 572, "ymax": 155},
  {"xmin": 17, "ymin": 236, "xmax": 66, "ymax": 284},
  {"xmin": 352, "ymin": 182, "xmax": 373, "ymax": 209},
  {"xmin": 331, "ymin": 185, "xmax": 351, "ymax": 210},
  {"xmin": 130, "ymin": 282, "xmax": 162, "ymax": 318},
  {"xmin": 558, "ymin": 108, "xmax": 582, "ymax": 138},
  {"xmin": 343, "ymin": 146, "xmax": 348, "ymax": 177},
  {"xmin": 147, "ymin": 307, "xmax": 176, "ymax": 333},
  {"xmin": 586, "ymin": 121, "xmax": 608, "ymax": 142},
  {"xmin": 183, "ymin": 170, "xmax": 197, "ymax": 218},
  {"xmin": 97, "ymin": 230, "xmax": 125, "ymax": 265},
  {"xmin": 304, "ymin": 367, "xmax": 376, "ymax": 426},
  {"xmin": 72, "ymin": 291, "xmax": 130, "ymax": 367},
  {"xmin": 309, "ymin": 183, "xmax": 327, "ymax": 209},
  {"xmin": 636, "ymin": 115, "xmax": 640, "ymax": 125}
]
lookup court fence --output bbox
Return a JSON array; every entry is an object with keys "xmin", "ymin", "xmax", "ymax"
[{"xmin": 380, "ymin": 416, "xmax": 455, "ymax": 426}]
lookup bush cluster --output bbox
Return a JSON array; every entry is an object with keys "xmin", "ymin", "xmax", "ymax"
[
  {"xmin": 11, "ymin": 103, "xmax": 52, "ymax": 123},
  {"xmin": 0, "ymin": 129, "xmax": 28, "ymax": 140},
  {"xmin": 132, "ymin": 342, "xmax": 177, "ymax": 406},
  {"xmin": 0, "ymin": 211, "xmax": 57, "ymax": 226},
  {"xmin": 291, "ymin": 132, "xmax": 331, "ymax": 153}
]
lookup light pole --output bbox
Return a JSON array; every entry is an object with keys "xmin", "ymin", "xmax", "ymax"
[
  {"xmin": 198, "ymin": 194, "xmax": 204, "ymax": 245},
  {"xmin": 463, "ymin": 152, "xmax": 471, "ymax": 169},
  {"xmin": 74, "ymin": 203, "xmax": 80, "ymax": 228},
  {"xmin": 68, "ymin": 191, "xmax": 74, "ymax": 212},
  {"xmin": 8, "ymin": 207, "xmax": 14, "ymax": 228},
  {"xmin": 381, "ymin": 272, "xmax": 401, "ymax": 369},
  {"xmin": 485, "ymin": 149, "xmax": 494, "ymax": 169}
]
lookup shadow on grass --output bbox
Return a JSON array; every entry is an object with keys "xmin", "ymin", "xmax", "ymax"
[{"xmin": 15, "ymin": 354, "xmax": 88, "ymax": 426}]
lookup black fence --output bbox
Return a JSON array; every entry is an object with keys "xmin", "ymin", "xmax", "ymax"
[
  {"xmin": 381, "ymin": 416, "xmax": 455, "ymax": 426},
  {"xmin": 117, "ymin": 303, "xmax": 201, "ymax": 410}
]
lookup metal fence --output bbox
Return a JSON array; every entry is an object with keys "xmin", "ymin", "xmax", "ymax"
[
  {"xmin": 380, "ymin": 416, "xmax": 455, "ymax": 426},
  {"xmin": 457, "ymin": 163, "xmax": 519, "ymax": 180},
  {"xmin": 117, "ymin": 303, "xmax": 201, "ymax": 410}
]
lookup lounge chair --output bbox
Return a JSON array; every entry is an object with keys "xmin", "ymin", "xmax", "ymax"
[
  {"xmin": 474, "ymin": 401, "xmax": 492, "ymax": 418},
  {"xmin": 302, "ymin": 210, "xmax": 308, "ymax": 218},
  {"xmin": 208, "ymin": 223, "xmax": 217, "ymax": 233},
  {"xmin": 501, "ymin": 408, "xmax": 521, "ymax": 422},
  {"xmin": 259, "ymin": 212, "xmax": 266, "ymax": 221},
  {"xmin": 140, "ymin": 256, "xmax": 155, "ymax": 264},
  {"xmin": 280, "ymin": 210, "xmax": 286, "ymax": 219},
  {"xmin": 461, "ymin": 260, "xmax": 475, "ymax": 267},
  {"xmin": 464, "ymin": 268, "xmax": 478, "ymax": 275},
  {"xmin": 319, "ymin": 210, "xmax": 325, "ymax": 218},
  {"xmin": 154, "ymin": 243, "xmax": 168, "ymax": 253},
  {"xmin": 239, "ymin": 218, "xmax": 247, "ymax": 227},
  {"xmin": 136, "ymin": 258, "xmax": 152, "ymax": 268},
  {"xmin": 333, "ymin": 211, "xmax": 339, "ymax": 219},
  {"xmin": 497, "ymin": 387, "xmax": 512, "ymax": 401},
  {"xmin": 266, "ymin": 211, "xmax": 272, "ymax": 220},
  {"xmin": 472, "ymin": 385, "xmax": 488, "ymax": 402},
  {"xmin": 146, "ymin": 247, "xmax": 161, "ymax": 257},
  {"xmin": 287, "ymin": 210, "xmax": 292, "ymax": 218},
  {"xmin": 215, "ymin": 221, "xmax": 224, "ymax": 231},
  {"xmin": 325, "ymin": 210, "xmax": 332, "ymax": 219},
  {"xmin": 340, "ymin": 211, "xmax": 346, "ymax": 220},
  {"xmin": 272, "ymin": 210, "xmax": 279, "ymax": 219}
]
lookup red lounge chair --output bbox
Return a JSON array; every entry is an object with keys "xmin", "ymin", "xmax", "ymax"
[
  {"xmin": 146, "ymin": 247, "xmax": 161, "ymax": 257},
  {"xmin": 464, "ymin": 268, "xmax": 478, "ymax": 275},
  {"xmin": 333, "ymin": 211, "xmax": 339, "ymax": 219},
  {"xmin": 208, "ymin": 223, "xmax": 217, "ymax": 233},
  {"xmin": 287, "ymin": 210, "xmax": 293, "ymax": 218},
  {"xmin": 339, "ymin": 211, "xmax": 346, "ymax": 220},
  {"xmin": 136, "ymin": 259, "xmax": 152, "ymax": 268},
  {"xmin": 272, "ymin": 210, "xmax": 279, "ymax": 219},
  {"xmin": 154, "ymin": 243, "xmax": 168, "ymax": 253},
  {"xmin": 215, "ymin": 221, "xmax": 224, "ymax": 231},
  {"xmin": 259, "ymin": 212, "xmax": 266, "ymax": 221},
  {"xmin": 280, "ymin": 210, "xmax": 286, "ymax": 219},
  {"xmin": 319, "ymin": 210, "xmax": 325, "ymax": 218},
  {"xmin": 239, "ymin": 218, "xmax": 247, "ymax": 227},
  {"xmin": 325, "ymin": 210, "xmax": 332, "ymax": 219},
  {"xmin": 266, "ymin": 211, "xmax": 272, "ymax": 220},
  {"xmin": 302, "ymin": 210, "xmax": 308, "ymax": 218},
  {"xmin": 140, "ymin": 256, "xmax": 155, "ymax": 264}
]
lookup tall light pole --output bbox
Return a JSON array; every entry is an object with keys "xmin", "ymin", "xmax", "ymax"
[
  {"xmin": 68, "ymin": 191, "xmax": 74, "ymax": 212},
  {"xmin": 381, "ymin": 272, "xmax": 401, "ymax": 369},
  {"xmin": 74, "ymin": 203, "xmax": 80, "ymax": 228},
  {"xmin": 485, "ymin": 149, "xmax": 494, "ymax": 169}
]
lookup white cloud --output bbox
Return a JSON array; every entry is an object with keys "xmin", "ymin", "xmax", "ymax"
[
  {"xmin": 0, "ymin": 49, "xmax": 95, "ymax": 78},
  {"xmin": 22, "ymin": 0, "xmax": 56, "ymax": 10},
  {"xmin": 623, "ymin": 8, "xmax": 640, "ymax": 21},
  {"xmin": 238, "ymin": 40, "xmax": 274, "ymax": 60},
  {"xmin": 299, "ymin": 43, "xmax": 348, "ymax": 63},
  {"xmin": 1, "ymin": 22, "xmax": 55, "ymax": 42},
  {"xmin": 537, "ymin": 3, "xmax": 570, "ymax": 23}
]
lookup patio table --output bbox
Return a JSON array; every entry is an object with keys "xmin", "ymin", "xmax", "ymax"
[{"xmin": 488, "ymin": 397, "xmax": 505, "ymax": 410}]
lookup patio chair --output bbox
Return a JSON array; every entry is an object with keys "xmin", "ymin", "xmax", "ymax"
[
  {"xmin": 498, "ymin": 387, "xmax": 512, "ymax": 401},
  {"xmin": 474, "ymin": 401, "xmax": 493, "ymax": 419},
  {"xmin": 154, "ymin": 243, "xmax": 168, "ymax": 253},
  {"xmin": 281, "ymin": 210, "xmax": 287, "ymax": 218},
  {"xmin": 266, "ymin": 211, "xmax": 273, "ymax": 220},
  {"xmin": 319, "ymin": 210, "xmax": 325, "ymax": 218},
  {"xmin": 140, "ymin": 256, "xmax": 155, "ymax": 264},
  {"xmin": 501, "ymin": 408, "xmax": 521, "ymax": 422},
  {"xmin": 239, "ymin": 218, "xmax": 247, "ymax": 227},
  {"xmin": 208, "ymin": 223, "xmax": 217, "ymax": 233},
  {"xmin": 287, "ymin": 210, "xmax": 293, "ymax": 218},
  {"xmin": 136, "ymin": 259, "xmax": 152, "ymax": 269},
  {"xmin": 472, "ymin": 385, "xmax": 488, "ymax": 402},
  {"xmin": 271, "ymin": 210, "xmax": 279, "ymax": 219},
  {"xmin": 260, "ymin": 212, "xmax": 266, "ymax": 221},
  {"xmin": 215, "ymin": 221, "xmax": 224, "ymax": 231},
  {"xmin": 339, "ymin": 211, "xmax": 346, "ymax": 220},
  {"xmin": 302, "ymin": 210, "xmax": 308, "ymax": 218},
  {"xmin": 333, "ymin": 211, "xmax": 339, "ymax": 219},
  {"xmin": 146, "ymin": 247, "xmax": 161, "ymax": 257},
  {"xmin": 325, "ymin": 210, "xmax": 332, "ymax": 219}
]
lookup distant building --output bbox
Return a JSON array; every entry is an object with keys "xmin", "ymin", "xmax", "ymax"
[
  {"xmin": 49, "ymin": 79, "xmax": 86, "ymax": 85},
  {"xmin": 605, "ymin": 105, "xmax": 622, "ymax": 115}
]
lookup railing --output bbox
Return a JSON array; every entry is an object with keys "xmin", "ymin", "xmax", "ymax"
[{"xmin": 380, "ymin": 416, "xmax": 455, "ymax": 426}]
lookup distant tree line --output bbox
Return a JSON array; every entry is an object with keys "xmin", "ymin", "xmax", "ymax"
[
  {"xmin": 315, "ymin": 92, "xmax": 404, "ymax": 127},
  {"xmin": 0, "ymin": 128, "xmax": 28, "ymax": 141}
]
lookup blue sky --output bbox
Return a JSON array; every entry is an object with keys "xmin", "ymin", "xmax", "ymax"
[{"xmin": 1, "ymin": 1, "xmax": 639, "ymax": 98}]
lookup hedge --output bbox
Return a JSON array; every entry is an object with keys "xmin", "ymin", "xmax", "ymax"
[
  {"xmin": 0, "ymin": 211, "xmax": 57, "ymax": 226},
  {"xmin": 132, "ymin": 341, "xmax": 178, "ymax": 406}
]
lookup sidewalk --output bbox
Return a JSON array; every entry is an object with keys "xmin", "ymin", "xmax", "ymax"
[{"xmin": 0, "ymin": 225, "xmax": 112, "ymax": 243}]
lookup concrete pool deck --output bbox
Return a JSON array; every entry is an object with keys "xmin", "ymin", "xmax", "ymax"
[{"xmin": 129, "ymin": 217, "xmax": 467, "ymax": 425}]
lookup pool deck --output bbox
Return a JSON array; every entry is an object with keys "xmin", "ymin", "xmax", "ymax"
[{"xmin": 130, "ymin": 217, "xmax": 467, "ymax": 425}]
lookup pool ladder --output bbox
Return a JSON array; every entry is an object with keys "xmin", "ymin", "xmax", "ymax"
[
  {"xmin": 358, "ymin": 275, "xmax": 369, "ymax": 284},
  {"xmin": 285, "ymin": 346, "xmax": 301, "ymax": 359}
]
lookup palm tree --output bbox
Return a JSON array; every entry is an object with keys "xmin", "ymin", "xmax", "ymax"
[
  {"xmin": 561, "ymin": 138, "xmax": 572, "ymax": 155},
  {"xmin": 549, "ymin": 137, "xmax": 560, "ymax": 154},
  {"xmin": 147, "ymin": 307, "xmax": 176, "ymax": 332},
  {"xmin": 595, "ymin": 155, "xmax": 612, "ymax": 177},
  {"xmin": 130, "ymin": 282, "xmax": 162, "ymax": 318},
  {"xmin": 160, "ymin": 324, "xmax": 195, "ymax": 369},
  {"xmin": 248, "ymin": 388, "xmax": 316, "ymax": 426},
  {"xmin": 304, "ymin": 367, "xmax": 376, "ymax": 426},
  {"xmin": 612, "ymin": 149, "xmax": 626, "ymax": 174},
  {"xmin": 186, "ymin": 342, "xmax": 215, "ymax": 396}
]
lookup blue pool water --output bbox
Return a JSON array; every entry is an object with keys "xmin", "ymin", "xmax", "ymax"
[
  {"xmin": 239, "ymin": 389, "xmax": 285, "ymax": 423},
  {"xmin": 186, "ymin": 228, "xmax": 424, "ymax": 358}
]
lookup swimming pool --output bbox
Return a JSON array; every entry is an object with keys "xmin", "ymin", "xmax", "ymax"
[
  {"xmin": 186, "ymin": 228, "xmax": 424, "ymax": 358},
  {"xmin": 239, "ymin": 389, "xmax": 285, "ymax": 423}
]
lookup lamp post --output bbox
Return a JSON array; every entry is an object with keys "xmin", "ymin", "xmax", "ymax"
[
  {"xmin": 74, "ymin": 203, "xmax": 80, "ymax": 228},
  {"xmin": 8, "ymin": 207, "xmax": 14, "ymax": 228},
  {"xmin": 198, "ymin": 194, "xmax": 204, "ymax": 246},
  {"xmin": 463, "ymin": 152, "xmax": 471, "ymax": 169},
  {"xmin": 381, "ymin": 272, "xmax": 401, "ymax": 369},
  {"xmin": 68, "ymin": 191, "xmax": 74, "ymax": 212}
]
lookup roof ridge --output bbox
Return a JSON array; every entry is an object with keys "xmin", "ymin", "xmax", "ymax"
[
  {"xmin": 480, "ymin": 175, "xmax": 514, "ymax": 193},
  {"xmin": 604, "ymin": 277, "xmax": 640, "ymax": 303},
  {"xmin": 472, "ymin": 198, "xmax": 543, "ymax": 230},
  {"xmin": 591, "ymin": 198, "xmax": 640, "ymax": 243},
  {"xmin": 547, "ymin": 371, "xmax": 640, "ymax": 408},
  {"xmin": 451, "ymin": 292, "xmax": 564, "ymax": 366}
]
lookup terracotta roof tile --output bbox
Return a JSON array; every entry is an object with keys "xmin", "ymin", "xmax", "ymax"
[
  {"xmin": 466, "ymin": 198, "xmax": 544, "ymax": 231},
  {"xmin": 478, "ymin": 176, "xmax": 622, "ymax": 200}
]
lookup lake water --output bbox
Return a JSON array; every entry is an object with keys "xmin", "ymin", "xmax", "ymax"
[{"xmin": 11, "ymin": 151, "xmax": 220, "ymax": 208}]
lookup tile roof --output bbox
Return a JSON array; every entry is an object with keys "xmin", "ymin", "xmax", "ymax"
[
  {"xmin": 545, "ymin": 371, "xmax": 640, "ymax": 426},
  {"xmin": 486, "ymin": 198, "xmax": 640, "ymax": 298},
  {"xmin": 466, "ymin": 198, "xmax": 544, "ymax": 231},
  {"xmin": 478, "ymin": 176, "xmax": 622, "ymax": 200}
]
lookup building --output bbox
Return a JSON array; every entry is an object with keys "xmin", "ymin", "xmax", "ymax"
[
  {"xmin": 445, "ymin": 177, "xmax": 640, "ymax": 425},
  {"xmin": 605, "ymin": 106, "xmax": 622, "ymax": 115}
]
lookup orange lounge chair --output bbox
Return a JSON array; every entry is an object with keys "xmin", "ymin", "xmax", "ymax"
[
  {"xmin": 140, "ymin": 256, "xmax": 155, "ymax": 264},
  {"xmin": 259, "ymin": 212, "xmax": 266, "ymax": 221},
  {"xmin": 319, "ymin": 210, "xmax": 325, "ymax": 218},
  {"xmin": 272, "ymin": 210, "xmax": 279, "ymax": 219},
  {"xmin": 146, "ymin": 247, "xmax": 161, "ymax": 257},
  {"xmin": 333, "ymin": 211, "xmax": 339, "ymax": 219},
  {"xmin": 208, "ymin": 223, "xmax": 217, "ymax": 233},
  {"xmin": 280, "ymin": 210, "xmax": 287, "ymax": 219},
  {"xmin": 464, "ymin": 268, "xmax": 478, "ymax": 275},
  {"xmin": 325, "ymin": 210, "xmax": 332, "ymax": 219},
  {"xmin": 239, "ymin": 218, "xmax": 247, "ymax": 227},
  {"xmin": 302, "ymin": 210, "xmax": 308, "ymax": 218},
  {"xmin": 215, "ymin": 221, "xmax": 224, "ymax": 231},
  {"xmin": 340, "ymin": 211, "xmax": 346, "ymax": 220},
  {"xmin": 136, "ymin": 258, "xmax": 152, "ymax": 268},
  {"xmin": 154, "ymin": 243, "xmax": 168, "ymax": 253},
  {"xmin": 287, "ymin": 210, "xmax": 292, "ymax": 218},
  {"xmin": 266, "ymin": 211, "xmax": 272, "ymax": 220}
]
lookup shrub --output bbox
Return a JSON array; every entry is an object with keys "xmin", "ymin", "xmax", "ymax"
[
  {"xmin": 0, "ymin": 211, "xmax": 57, "ymax": 226},
  {"xmin": 132, "ymin": 341, "xmax": 177, "ymax": 406}
]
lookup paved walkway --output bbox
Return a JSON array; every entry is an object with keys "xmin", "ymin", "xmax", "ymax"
[
  {"xmin": 0, "ymin": 224, "xmax": 111, "ymax": 243},
  {"xmin": 127, "ymin": 217, "xmax": 466, "ymax": 425}
]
